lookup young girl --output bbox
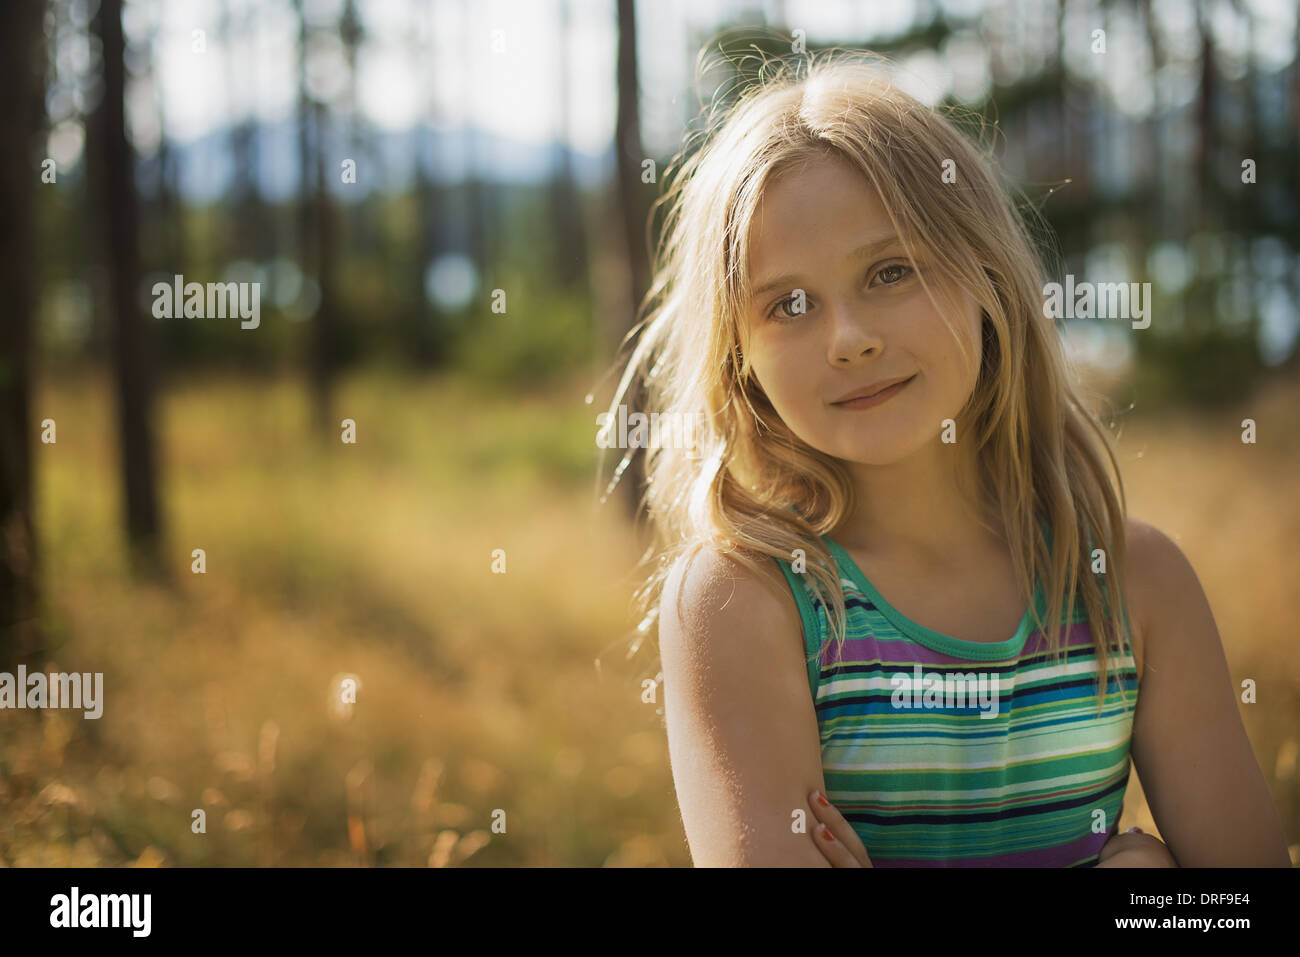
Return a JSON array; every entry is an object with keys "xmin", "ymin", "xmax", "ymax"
[{"xmin": 603, "ymin": 51, "xmax": 1289, "ymax": 867}]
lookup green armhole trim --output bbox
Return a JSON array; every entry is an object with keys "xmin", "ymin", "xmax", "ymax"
[
  {"xmin": 1080, "ymin": 521, "xmax": 1139, "ymax": 658},
  {"xmin": 773, "ymin": 557, "xmax": 823, "ymax": 704}
]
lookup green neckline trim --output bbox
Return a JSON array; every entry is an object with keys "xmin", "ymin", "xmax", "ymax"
[{"xmin": 820, "ymin": 534, "xmax": 1048, "ymax": 661}]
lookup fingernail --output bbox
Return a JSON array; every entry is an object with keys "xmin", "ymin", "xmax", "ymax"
[
  {"xmin": 820, "ymin": 825, "xmax": 834, "ymax": 841},
  {"xmin": 1125, "ymin": 826, "xmax": 1143, "ymax": 834},
  {"xmin": 815, "ymin": 791, "xmax": 830, "ymax": 807}
]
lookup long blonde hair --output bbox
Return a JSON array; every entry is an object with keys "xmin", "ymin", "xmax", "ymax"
[{"xmin": 601, "ymin": 48, "xmax": 1139, "ymax": 712}]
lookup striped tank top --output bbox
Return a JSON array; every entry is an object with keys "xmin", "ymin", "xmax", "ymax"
[{"xmin": 774, "ymin": 533, "xmax": 1139, "ymax": 867}]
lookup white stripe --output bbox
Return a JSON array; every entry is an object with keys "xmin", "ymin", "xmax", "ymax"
[{"xmin": 822, "ymin": 718, "xmax": 1135, "ymax": 771}]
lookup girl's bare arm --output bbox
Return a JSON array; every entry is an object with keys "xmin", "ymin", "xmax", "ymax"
[
  {"xmin": 659, "ymin": 546, "xmax": 832, "ymax": 866},
  {"xmin": 1124, "ymin": 518, "xmax": 1290, "ymax": 866}
]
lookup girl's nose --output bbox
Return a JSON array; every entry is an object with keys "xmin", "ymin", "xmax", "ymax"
[{"xmin": 826, "ymin": 302, "xmax": 884, "ymax": 364}]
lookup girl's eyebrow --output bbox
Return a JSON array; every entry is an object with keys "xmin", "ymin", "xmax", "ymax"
[{"xmin": 748, "ymin": 233, "xmax": 902, "ymax": 298}]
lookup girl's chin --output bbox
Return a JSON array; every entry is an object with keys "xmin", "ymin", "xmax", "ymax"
[
  {"xmin": 818, "ymin": 429, "xmax": 921, "ymax": 463},
  {"xmin": 785, "ymin": 418, "xmax": 919, "ymax": 463}
]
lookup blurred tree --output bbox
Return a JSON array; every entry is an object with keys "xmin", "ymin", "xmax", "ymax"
[
  {"xmin": 615, "ymin": 0, "xmax": 650, "ymax": 327},
  {"xmin": 462, "ymin": 0, "xmax": 493, "ymax": 286},
  {"xmin": 296, "ymin": 0, "xmax": 341, "ymax": 438},
  {"xmin": 1139, "ymin": 0, "xmax": 1164, "ymax": 253},
  {"xmin": 148, "ymin": 2, "xmax": 186, "ymax": 280},
  {"xmin": 612, "ymin": 0, "xmax": 651, "ymax": 521},
  {"xmin": 409, "ymin": 130, "xmax": 441, "ymax": 366},
  {"xmin": 226, "ymin": 0, "xmax": 271, "ymax": 265},
  {"xmin": 92, "ymin": 0, "xmax": 164, "ymax": 571},
  {"xmin": 403, "ymin": 0, "xmax": 440, "ymax": 368},
  {"xmin": 1291, "ymin": 5, "xmax": 1300, "ymax": 366},
  {"xmin": 548, "ymin": 0, "xmax": 589, "ymax": 290},
  {"xmin": 1195, "ymin": 0, "xmax": 1217, "ymax": 239},
  {"xmin": 0, "ymin": 0, "xmax": 46, "ymax": 669}
]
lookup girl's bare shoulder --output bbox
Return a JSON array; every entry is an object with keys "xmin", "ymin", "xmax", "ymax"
[
  {"xmin": 1121, "ymin": 515, "xmax": 1206, "ymax": 679},
  {"xmin": 660, "ymin": 542, "xmax": 798, "ymax": 647}
]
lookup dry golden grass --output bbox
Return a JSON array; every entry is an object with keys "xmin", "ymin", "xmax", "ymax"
[
  {"xmin": 1, "ymin": 365, "xmax": 1295, "ymax": 866},
  {"xmin": 1103, "ymin": 375, "xmax": 1300, "ymax": 861},
  {"xmin": 4, "ymin": 365, "xmax": 669, "ymax": 867}
]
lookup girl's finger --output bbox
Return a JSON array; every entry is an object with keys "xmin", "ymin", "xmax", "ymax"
[
  {"xmin": 808, "ymin": 791, "xmax": 873, "ymax": 867},
  {"xmin": 811, "ymin": 821, "xmax": 862, "ymax": 866}
]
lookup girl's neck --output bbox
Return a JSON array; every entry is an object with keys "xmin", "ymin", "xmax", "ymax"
[{"xmin": 831, "ymin": 442, "xmax": 1001, "ymax": 570}]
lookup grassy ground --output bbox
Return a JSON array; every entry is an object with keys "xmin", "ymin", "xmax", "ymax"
[{"xmin": 1, "ymin": 365, "xmax": 1296, "ymax": 866}]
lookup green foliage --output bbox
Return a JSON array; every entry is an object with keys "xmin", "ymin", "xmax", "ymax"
[
  {"xmin": 450, "ymin": 286, "xmax": 595, "ymax": 389},
  {"xmin": 1135, "ymin": 325, "xmax": 1263, "ymax": 408}
]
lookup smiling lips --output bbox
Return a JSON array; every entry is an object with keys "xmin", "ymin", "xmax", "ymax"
[{"xmin": 830, "ymin": 374, "xmax": 916, "ymax": 409}]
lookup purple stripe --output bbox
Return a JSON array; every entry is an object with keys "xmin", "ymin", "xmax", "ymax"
[{"xmin": 818, "ymin": 620, "xmax": 1100, "ymax": 669}]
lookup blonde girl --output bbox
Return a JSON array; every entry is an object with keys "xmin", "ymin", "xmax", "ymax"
[{"xmin": 602, "ymin": 49, "xmax": 1288, "ymax": 867}]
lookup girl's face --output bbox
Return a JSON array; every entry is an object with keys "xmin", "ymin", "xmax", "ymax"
[{"xmin": 743, "ymin": 152, "xmax": 984, "ymax": 467}]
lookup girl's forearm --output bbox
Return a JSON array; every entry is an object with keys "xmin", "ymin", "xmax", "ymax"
[{"xmin": 1095, "ymin": 847, "xmax": 1178, "ymax": 868}]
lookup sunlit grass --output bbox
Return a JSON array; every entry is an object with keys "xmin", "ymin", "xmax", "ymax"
[
  {"xmin": 6, "ymin": 364, "xmax": 668, "ymax": 866},
  {"xmin": 2, "ymin": 365, "xmax": 1296, "ymax": 866}
]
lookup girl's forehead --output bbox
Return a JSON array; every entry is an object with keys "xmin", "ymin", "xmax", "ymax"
[
  {"xmin": 760, "ymin": 160, "xmax": 872, "ymax": 205},
  {"xmin": 745, "ymin": 203, "xmax": 922, "ymax": 265},
  {"xmin": 751, "ymin": 166, "xmax": 896, "ymax": 240}
]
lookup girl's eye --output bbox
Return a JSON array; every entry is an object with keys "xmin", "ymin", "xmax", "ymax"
[
  {"xmin": 763, "ymin": 262, "xmax": 914, "ymax": 321},
  {"xmin": 872, "ymin": 262, "xmax": 913, "ymax": 286},
  {"xmin": 767, "ymin": 295, "xmax": 804, "ymax": 321}
]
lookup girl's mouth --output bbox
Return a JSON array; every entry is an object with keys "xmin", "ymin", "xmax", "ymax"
[{"xmin": 831, "ymin": 374, "xmax": 915, "ymax": 410}]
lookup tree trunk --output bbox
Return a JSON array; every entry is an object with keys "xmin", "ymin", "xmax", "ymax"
[
  {"xmin": 613, "ymin": 0, "xmax": 651, "ymax": 522},
  {"xmin": 0, "ymin": 0, "xmax": 45, "ymax": 670},
  {"xmin": 95, "ymin": 0, "xmax": 164, "ymax": 572},
  {"xmin": 548, "ymin": 0, "xmax": 589, "ymax": 291},
  {"xmin": 410, "ymin": 133, "xmax": 440, "ymax": 366},
  {"xmin": 295, "ymin": 2, "xmax": 336, "ymax": 439},
  {"xmin": 311, "ymin": 98, "xmax": 340, "ymax": 438}
]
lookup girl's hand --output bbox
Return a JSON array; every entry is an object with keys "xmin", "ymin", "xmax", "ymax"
[
  {"xmin": 1095, "ymin": 826, "xmax": 1178, "ymax": 867},
  {"xmin": 807, "ymin": 791, "xmax": 872, "ymax": 867}
]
